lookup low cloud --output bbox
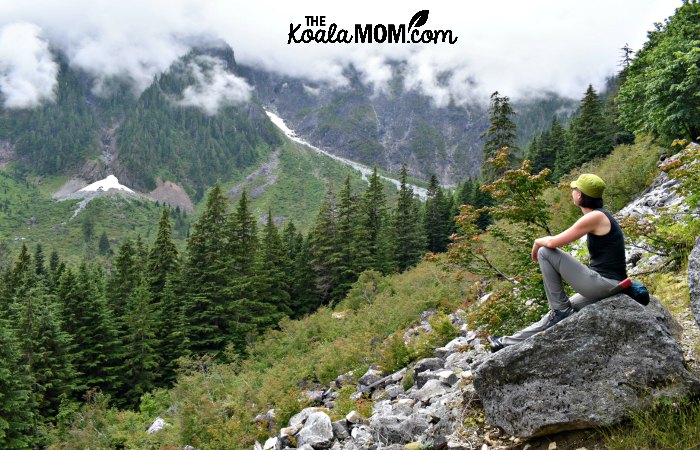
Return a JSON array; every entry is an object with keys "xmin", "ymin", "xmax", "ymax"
[
  {"xmin": 175, "ymin": 55, "xmax": 252, "ymax": 115},
  {"xmin": 0, "ymin": 0, "xmax": 681, "ymax": 109},
  {"xmin": 0, "ymin": 22, "xmax": 58, "ymax": 108}
]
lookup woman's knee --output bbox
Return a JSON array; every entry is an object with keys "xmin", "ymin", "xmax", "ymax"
[{"xmin": 537, "ymin": 246, "xmax": 557, "ymax": 260}]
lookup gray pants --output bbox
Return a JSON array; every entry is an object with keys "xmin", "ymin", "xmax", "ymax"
[{"xmin": 501, "ymin": 247, "xmax": 619, "ymax": 346}]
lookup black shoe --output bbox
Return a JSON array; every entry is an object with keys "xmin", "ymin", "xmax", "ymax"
[
  {"xmin": 488, "ymin": 335, "xmax": 504, "ymax": 353},
  {"xmin": 542, "ymin": 306, "xmax": 575, "ymax": 330}
]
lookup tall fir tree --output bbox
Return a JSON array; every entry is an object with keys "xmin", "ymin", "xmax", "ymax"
[
  {"xmin": 225, "ymin": 190, "xmax": 263, "ymax": 352},
  {"xmin": 33, "ymin": 244, "xmax": 46, "ymax": 279},
  {"xmin": 11, "ymin": 282, "xmax": 77, "ymax": 422},
  {"xmin": 1, "ymin": 243, "xmax": 33, "ymax": 311},
  {"xmin": 253, "ymin": 210, "xmax": 292, "ymax": 316},
  {"xmin": 98, "ymin": 231, "xmax": 111, "ymax": 256},
  {"xmin": 548, "ymin": 116, "xmax": 567, "ymax": 179},
  {"xmin": 0, "ymin": 320, "xmax": 34, "ymax": 449},
  {"xmin": 334, "ymin": 176, "xmax": 361, "ymax": 299},
  {"xmin": 289, "ymin": 234, "xmax": 319, "ymax": 318},
  {"xmin": 146, "ymin": 208, "xmax": 179, "ymax": 305},
  {"xmin": 106, "ymin": 239, "xmax": 140, "ymax": 332},
  {"xmin": 58, "ymin": 264, "xmax": 122, "ymax": 399},
  {"xmin": 564, "ymin": 85, "xmax": 614, "ymax": 171},
  {"xmin": 308, "ymin": 187, "xmax": 340, "ymax": 304},
  {"xmin": 121, "ymin": 276, "xmax": 160, "ymax": 407},
  {"xmin": 393, "ymin": 164, "xmax": 426, "ymax": 271},
  {"xmin": 481, "ymin": 91, "xmax": 517, "ymax": 181},
  {"xmin": 358, "ymin": 167, "xmax": 391, "ymax": 274},
  {"xmin": 424, "ymin": 175, "xmax": 451, "ymax": 253},
  {"xmin": 184, "ymin": 182, "xmax": 231, "ymax": 355},
  {"xmin": 225, "ymin": 190, "xmax": 258, "ymax": 301},
  {"xmin": 157, "ymin": 271, "xmax": 189, "ymax": 385}
]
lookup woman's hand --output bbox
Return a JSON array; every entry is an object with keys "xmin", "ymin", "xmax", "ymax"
[{"xmin": 531, "ymin": 240, "xmax": 542, "ymax": 261}]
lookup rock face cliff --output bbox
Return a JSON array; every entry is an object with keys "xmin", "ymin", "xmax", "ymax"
[{"xmin": 240, "ymin": 64, "xmax": 574, "ymax": 186}]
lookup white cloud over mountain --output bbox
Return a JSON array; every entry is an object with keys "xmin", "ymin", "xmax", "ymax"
[{"xmin": 0, "ymin": 0, "xmax": 680, "ymax": 110}]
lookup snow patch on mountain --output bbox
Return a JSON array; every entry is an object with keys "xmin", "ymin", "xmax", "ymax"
[
  {"xmin": 78, "ymin": 174, "xmax": 134, "ymax": 193},
  {"xmin": 266, "ymin": 110, "xmax": 429, "ymax": 200}
]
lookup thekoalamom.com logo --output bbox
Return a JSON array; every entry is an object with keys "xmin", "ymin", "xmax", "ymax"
[{"xmin": 288, "ymin": 10, "xmax": 458, "ymax": 45}]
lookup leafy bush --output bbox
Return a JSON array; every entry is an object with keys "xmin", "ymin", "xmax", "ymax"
[{"xmin": 466, "ymin": 282, "xmax": 548, "ymax": 336}]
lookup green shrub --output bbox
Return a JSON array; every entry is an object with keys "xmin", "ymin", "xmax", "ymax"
[
  {"xmin": 408, "ymin": 313, "xmax": 460, "ymax": 360},
  {"xmin": 377, "ymin": 331, "xmax": 412, "ymax": 374},
  {"xmin": 467, "ymin": 282, "xmax": 548, "ymax": 336}
]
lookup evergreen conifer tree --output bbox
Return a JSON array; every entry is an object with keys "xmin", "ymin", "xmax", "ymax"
[
  {"xmin": 358, "ymin": 168, "xmax": 391, "ymax": 273},
  {"xmin": 424, "ymin": 175, "xmax": 450, "ymax": 253},
  {"xmin": 225, "ymin": 190, "xmax": 258, "ymax": 301},
  {"xmin": 566, "ymin": 85, "xmax": 614, "ymax": 170},
  {"xmin": 0, "ymin": 320, "xmax": 34, "ymax": 449},
  {"xmin": 98, "ymin": 231, "xmax": 111, "ymax": 256},
  {"xmin": 146, "ymin": 208, "xmax": 179, "ymax": 304},
  {"xmin": 334, "ymin": 176, "xmax": 361, "ymax": 299},
  {"xmin": 1, "ymin": 244, "xmax": 33, "ymax": 310},
  {"xmin": 289, "ymin": 234, "xmax": 319, "ymax": 318},
  {"xmin": 308, "ymin": 187, "xmax": 340, "ymax": 304},
  {"xmin": 122, "ymin": 276, "xmax": 160, "ymax": 407},
  {"xmin": 11, "ymin": 282, "xmax": 77, "ymax": 421},
  {"xmin": 393, "ymin": 164, "xmax": 426, "ymax": 271},
  {"xmin": 184, "ymin": 182, "xmax": 231, "ymax": 355},
  {"xmin": 33, "ymin": 244, "xmax": 46, "ymax": 279},
  {"xmin": 249, "ymin": 211, "xmax": 291, "ymax": 324},
  {"xmin": 481, "ymin": 91, "xmax": 517, "ymax": 181},
  {"xmin": 106, "ymin": 240, "xmax": 140, "ymax": 330},
  {"xmin": 59, "ymin": 264, "xmax": 121, "ymax": 399},
  {"xmin": 157, "ymin": 271, "xmax": 189, "ymax": 385}
]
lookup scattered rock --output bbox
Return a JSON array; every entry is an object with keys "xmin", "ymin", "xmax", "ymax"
[
  {"xmin": 473, "ymin": 295, "xmax": 700, "ymax": 437},
  {"xmin": 296, "ymin": 412, "xmax": 334, "ymax": 449},
  {"xmin": 358, "ymin": 367, "xmax": 384, "ymax": 387},
  {"xmin": 350, "ymin": 425, "xmax": 374, "ymax": 446},
  {"xmin": 146, "ymin": 416, "xmax": 168, "ymax": 434},
  {"xmin": 411, "ymin": 379, "xmax": 451, "ymax": 404},
  {"xmin": 289, "ymin": 407, "xmax": 325, "ymax": 429},
  {"xmin": 305, "ymin": 390, "xmax": 325, "ymax": 404},
  {"xmin": 262, "ymin": 437, "xmax": 277, "ymax": 450},
  {"xmin": 332, "ymin": 419, "xmax": 350, "ymax": 441},
  {"xmin": 413, "ymin": 358, "xmax": 445, "ymax": 388},
  {"xmin": 345, "ymin": 410, "xmax": 362, "ymax": 424}
]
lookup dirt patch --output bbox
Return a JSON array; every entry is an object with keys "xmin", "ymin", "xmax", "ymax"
[
  {"xmin": 228, "ymin": 151, "xmax": 280, "ymax": 201},
  {"xmin": 147, "ymin": 179, "xmax": 194, "ymax": 212},
  {"xmin": 53, "ymin": 177, "xmax": 90, "ymax": 199}
]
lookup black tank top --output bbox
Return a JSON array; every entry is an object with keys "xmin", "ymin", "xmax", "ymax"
[{"xmin": 587, "ymin": 208, "xmax": 627, "ymax": 281}]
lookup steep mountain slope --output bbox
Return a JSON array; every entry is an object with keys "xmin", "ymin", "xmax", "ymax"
[{"xmin": 241, "ymin": 62, "xmax": 576, "ymax": 185}]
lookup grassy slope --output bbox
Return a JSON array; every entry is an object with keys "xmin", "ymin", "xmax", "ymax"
[
  {"xmin": 48, "ymin": 260, "xmax": 471, "ymax": 449},
  {"xmin": 0, "ymin": 131, "xmax": 406, "ymax": 267}
]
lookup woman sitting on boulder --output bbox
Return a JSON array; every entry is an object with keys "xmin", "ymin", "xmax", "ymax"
[{"xmin": 489, "ymin": 173, "xmax": 628, "ymax": 352}]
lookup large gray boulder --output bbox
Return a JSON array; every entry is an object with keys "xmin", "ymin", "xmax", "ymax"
[
  {"xmin": 295, "ymin": 412, "xmax": 334, "ymax": 449},
  {"xmin": 473, "ymin": 295, "xmax": 700, "ymax": 438},
  {"xmin": 689, "ymin": 236, "xmax": 700, "ymax": 330},
  {"xmin": 370, "ymin": 400, "xmax": 430, "ymax": 444}
]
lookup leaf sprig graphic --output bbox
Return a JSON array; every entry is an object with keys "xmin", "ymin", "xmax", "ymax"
[{"xmin": 408, "ymin": 10, "xmax": 429, "ymax": 30}]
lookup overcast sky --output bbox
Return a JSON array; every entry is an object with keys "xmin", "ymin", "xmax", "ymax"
[{"xmin": 0, "ymin": 0, "xmax": 682, "ymax": 110}]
